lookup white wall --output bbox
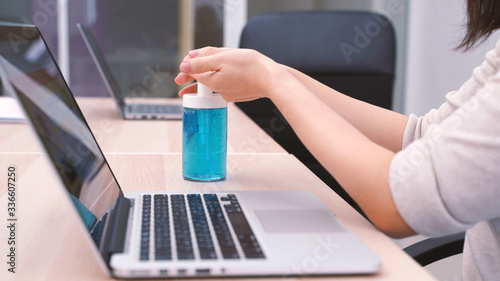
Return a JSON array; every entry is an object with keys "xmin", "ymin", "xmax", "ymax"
[
  {"xmin": 404, "ymin": 0, "xmax": 500, "ymax": 116},
  {"xmin": 370, "ymin": 0, "xmax": 408, "ymax": 113},
  {"xmin": 223, "ymin": 0, "xmax": 247, "ymax": 48}
]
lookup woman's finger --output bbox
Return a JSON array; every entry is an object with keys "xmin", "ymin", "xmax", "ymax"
[
  {"xmin": 178, "ymin": 83, "xmax": 197, "ymax": 97},
  {"xmin": 174, "ymin": 72, "xmax": 195, "ymax": 85},
  {"xmin": 180, "ymin": 55, "xmax": 222, "ymax": 75},
  {"xmin": 181, "ymin": 54, "xmax": 191, "ymax": 62}
]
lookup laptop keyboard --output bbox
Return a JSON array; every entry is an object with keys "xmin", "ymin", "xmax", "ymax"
[
  {"xmin": 128, "ymin": 104, "xmax": 182, "ymax": 114},
  {"xmin": 139, "ymin": 193, "xmax": 265, "ymax": 261}
]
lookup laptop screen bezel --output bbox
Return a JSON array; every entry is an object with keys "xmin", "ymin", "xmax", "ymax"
[
  {"xmin": 0, "ymin": 22, "xmax": 126, "ymax": 237},
  {"xmin": 77, "ymin": 23, "xmax": 127, "ymax": 113}
]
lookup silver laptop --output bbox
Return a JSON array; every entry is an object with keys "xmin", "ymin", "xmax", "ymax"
[
  {"xmin": 77, "ymin": 23, "xmax": 182, "ymax": 120},
  {"xmin": 0, "ymin": 23, "xmax": 381, "ymax": 278}
]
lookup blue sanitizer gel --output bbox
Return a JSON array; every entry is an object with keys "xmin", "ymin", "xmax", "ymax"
[
  {"xmin": 182, "ymin": 83, "xmax": 227, "ymax": 182},
  {"xmin": 183, "ymin": 107, "xmax": 227, "ymax": 181}
]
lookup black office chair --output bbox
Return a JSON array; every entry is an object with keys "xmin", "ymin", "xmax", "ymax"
[
  {"xmin": 404, "ymin": 232, "xmax": 466, "ymax": 267},
  {"xmin": 237, "ymin": 11, "xmax": 397, "ymax": 215}
]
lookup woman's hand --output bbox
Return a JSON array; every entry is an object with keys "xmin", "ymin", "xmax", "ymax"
[
  {"xmin": 174, "ymin": 48, "xmax": 414, "ymax": 238},
  {"xmin": 174, "ymin": 47, "xmax": 288, "ymax": 102}
]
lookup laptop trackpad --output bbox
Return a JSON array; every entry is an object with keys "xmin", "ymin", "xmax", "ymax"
[{"xmin": 254, "ymin": 209, "xmax": 345, "ymax": 234}]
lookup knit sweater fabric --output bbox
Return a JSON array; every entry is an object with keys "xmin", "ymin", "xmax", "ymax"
[{"xmin": 389, "ymin": 40, "xmax": 500, "ymax": 280}]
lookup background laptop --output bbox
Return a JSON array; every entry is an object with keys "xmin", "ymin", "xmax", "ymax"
[
  {"xmin": 77, "ymin": 23, "xmax": 182, "ymax": 120},
  {"xmin": 0, "ymin": 23, "xmax": 381, "ymax": 278}
]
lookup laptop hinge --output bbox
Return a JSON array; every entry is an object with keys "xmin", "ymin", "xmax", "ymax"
[{"xmin": 100, "ymin": 196, "xmax": 131, "ymax": 264}]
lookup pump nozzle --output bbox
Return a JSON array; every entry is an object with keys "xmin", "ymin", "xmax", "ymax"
[
  {"xmin": 183, "ymin": 82, "xmax": 225, "ymax": 109},
  {"xmin": 197, "ymin": 82, "xmax": 212, "ymax": 97}
]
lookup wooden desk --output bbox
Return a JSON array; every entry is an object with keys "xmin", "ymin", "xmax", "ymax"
[
  {"xmin": 0, "ymin": 97, "xmax": 287, "ymax": 154},
  {"xmin": 0, "ymin": 96, "xmax": 435, "ymax": 280},
  {"xmin": 0, "ymin": 153, "xmax": 436, "ymax": 281}
]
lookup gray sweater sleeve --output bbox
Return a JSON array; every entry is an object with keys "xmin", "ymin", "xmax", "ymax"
[{"xmin": 389, "ymin": 44, "xmax": 500, "ymax": 237}]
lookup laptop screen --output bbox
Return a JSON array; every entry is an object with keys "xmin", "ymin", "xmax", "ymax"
[
  {"xmin": 77, "ymin": 24, "xmax": 125, "ymax": 106},
  {"xmin": 0, "ymin": 23, "xmax": 121, "ymax": 231}
]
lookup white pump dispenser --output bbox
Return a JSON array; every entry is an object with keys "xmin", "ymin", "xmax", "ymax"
[
  {"xmin": 197, "ymin": 82, "xmax": 212, "ymax": 97},
  {"xmin": 182, "ymin": 83, "xmax": 226, "ymax": 109}
]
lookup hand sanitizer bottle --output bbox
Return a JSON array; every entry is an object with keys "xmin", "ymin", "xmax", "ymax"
[{"xmin": 182, "ymin": 83, "xmax": 227, "ymax": 181}]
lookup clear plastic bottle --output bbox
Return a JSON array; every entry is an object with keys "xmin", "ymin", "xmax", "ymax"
[{"xmin": 182, "ymin": 83, "xmax": 227, "ymax": 181}]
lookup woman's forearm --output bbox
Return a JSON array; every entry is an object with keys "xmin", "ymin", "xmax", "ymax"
[
  {"xmin": 283, "ymin": 65, "xmax": 409, "ymax": 153},
  {"xmin": 269, "ymin": 74, "xmax": 415, "ymax": 238}
]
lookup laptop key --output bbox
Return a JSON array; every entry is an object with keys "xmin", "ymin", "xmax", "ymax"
[
  {"xmin": 188, "ymin": 194, "xmax": 217, "ymax": 259},
  {"xmin": 153, "ymin": 195, "xmax": 172, "ymax": 260},
  {"xmin": 140, "ymin": 195, "xmax": 152, "ymax": 260},
  {"xmin": 203, "ymin": 194, "xmax": 239, "ymax": 259},
  {"xmin": 171, "ymin": 195, "xmax": 194, "ymax": 260}
]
